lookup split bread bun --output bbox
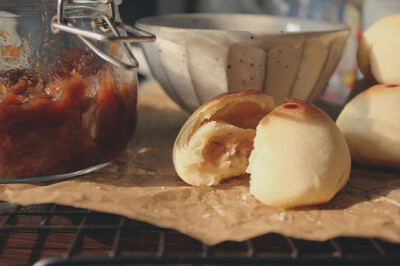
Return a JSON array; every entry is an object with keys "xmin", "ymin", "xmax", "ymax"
[
  {"xmin": 357, "ymin": 14, "xmax": 400, "ymax": 84},
  {"xmin": 173, "ymin": 91, "xmax": 352, "ymax": 209},
  {"xmin": 336, "ymin": 84, "xmax": 400, "ymax": 170},
  {"xmin": 173, "ymin": 90, "xmax": 275, "ymax": 187},
  {"xmin": 247, "ymin": 99, "xmax": 351, "ymax": 209}
]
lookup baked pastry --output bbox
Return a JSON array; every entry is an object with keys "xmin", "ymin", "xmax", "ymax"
[
  {"xmin": 247, "ymin": 99, "xmax": 351, "ymax": 209},
  {"xmin": 173, "ymin": 90, "xmax": 275, "ymax": 187},
  {"xmin": 357, "ymin": 14, "xmax": 400, "ymax": 84},
  {"xmin": 336, "ymin": 84, "xmax": 400, "ymax": 170}
]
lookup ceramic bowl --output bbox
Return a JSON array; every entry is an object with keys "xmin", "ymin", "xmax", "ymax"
[{"xmin": 136, "ymin": 13, "xmax": 350, "ymax": 112}]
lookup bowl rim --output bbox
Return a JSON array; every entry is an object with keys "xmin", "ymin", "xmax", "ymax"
[{"xmin": 135, "ymin": 13, "xmax": 350, "ymax": 34}]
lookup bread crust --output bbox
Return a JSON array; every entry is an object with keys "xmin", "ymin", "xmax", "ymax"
[
  {"xmin": 336, "ymin": 84, "xmax": 400, "ymax": 170},
  {"xmin": 248, "ymin": 99, "xmax": 351, "ymax": 209},
  {"xmin": 357, "ymin": 14, "xmax": 400, "ymax": 84}
]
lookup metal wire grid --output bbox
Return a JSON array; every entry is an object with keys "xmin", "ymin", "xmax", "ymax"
[{"xmin": 0, "ymin": 202, "xmax": 399, "ymax": 265}]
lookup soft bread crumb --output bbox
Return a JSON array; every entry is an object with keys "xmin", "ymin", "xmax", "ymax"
[
  {"xmin": 173, "ymin": 90, "xmax": 275, "ymax": 187},
  {"xmin": 193, "ymin": 121, "xmax": 255, "ymax": 186},
  {"xmin": 176, "ymin": 120, "xmax": 256, "ymax": 187}
]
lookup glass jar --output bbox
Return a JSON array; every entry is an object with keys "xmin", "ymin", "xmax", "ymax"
[{"xmin": 0, "ymin": 0, "xmax": 152, "ymax": 182}]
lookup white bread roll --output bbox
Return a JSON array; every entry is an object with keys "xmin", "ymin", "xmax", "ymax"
[
  {"xmin": 357, "ymin": 14, "xmax": 400, "ymax": 84},
  {"xmin": 173, "ymin": 90, "xmax": 275, "ymax": 187},
  {"xmin": 336, "ymin": 84, "xmax": 400, "ymax": 170},
  {"xmin": 247, "ymin": 99, "xmax": 351, "ymax": 209}
]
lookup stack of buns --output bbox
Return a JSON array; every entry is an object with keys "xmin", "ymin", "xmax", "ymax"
[{"xmin": 336, "ymin": 14, "xmax": 400, "ymax": 170}]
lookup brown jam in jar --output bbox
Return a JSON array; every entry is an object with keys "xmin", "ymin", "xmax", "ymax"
[{"xmin": 0, "ymin": 48, "xmax": 138, "ymax": 178}]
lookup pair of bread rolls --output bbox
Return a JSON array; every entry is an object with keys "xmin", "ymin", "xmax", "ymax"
[
  {"xmin": 337, "ymin": 14, "xmax": 400, "ymax": 170},
  {"xmin": 173, "ymin": 91, "xmax": 351, "ymax": 209}
]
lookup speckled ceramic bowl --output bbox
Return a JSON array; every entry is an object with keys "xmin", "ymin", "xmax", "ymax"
[{"xmin": 136, "ymin": 13, "xmax": 350, "ymax": 112}]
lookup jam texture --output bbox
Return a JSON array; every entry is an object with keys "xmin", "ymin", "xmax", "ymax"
[{"xmin": 0, "ymin": 49, "xmax": 137, "ymax": 178}]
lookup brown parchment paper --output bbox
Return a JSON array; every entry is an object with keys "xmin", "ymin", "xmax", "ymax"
[{"xmin": 1, "ymin": 82, "xmax": 400, "ymax": 245}]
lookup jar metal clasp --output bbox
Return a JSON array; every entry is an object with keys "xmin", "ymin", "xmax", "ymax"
[{"xmin": 50, "ymin": 0, "xmax": 156, "ymax": 70}]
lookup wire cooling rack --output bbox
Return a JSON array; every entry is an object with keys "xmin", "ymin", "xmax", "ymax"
[{"xmin": 0, "ymin": 201, "xmax": 399, "ymax": 265}]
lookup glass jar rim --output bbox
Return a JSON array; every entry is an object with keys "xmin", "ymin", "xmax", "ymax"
[
  {"xmin": 0, "ymin": 0, "xmax": 122, "ymax": 8},
  {"xmin": 0, "ymin": 1, "xmax": 121, "ymax": 18}
]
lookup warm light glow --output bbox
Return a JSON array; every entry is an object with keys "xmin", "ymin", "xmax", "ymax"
[{"xmin": 286, "ymin": 23, "xmax": 301, "ymax": 32}]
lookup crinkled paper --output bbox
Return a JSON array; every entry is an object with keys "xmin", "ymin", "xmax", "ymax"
[{"xmin": 0, "ymin": 82, "xmax": 399, "ymax": 245}]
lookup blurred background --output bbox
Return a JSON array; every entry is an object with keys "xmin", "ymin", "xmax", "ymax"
[{"xmin": 119, "ymin": 0, "xmax": 400, "ymax": 104}]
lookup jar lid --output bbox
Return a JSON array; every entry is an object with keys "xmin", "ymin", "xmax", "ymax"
[{"xmin": 49, "ymin": 0, "xmax": 155, "ymax": 70}]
